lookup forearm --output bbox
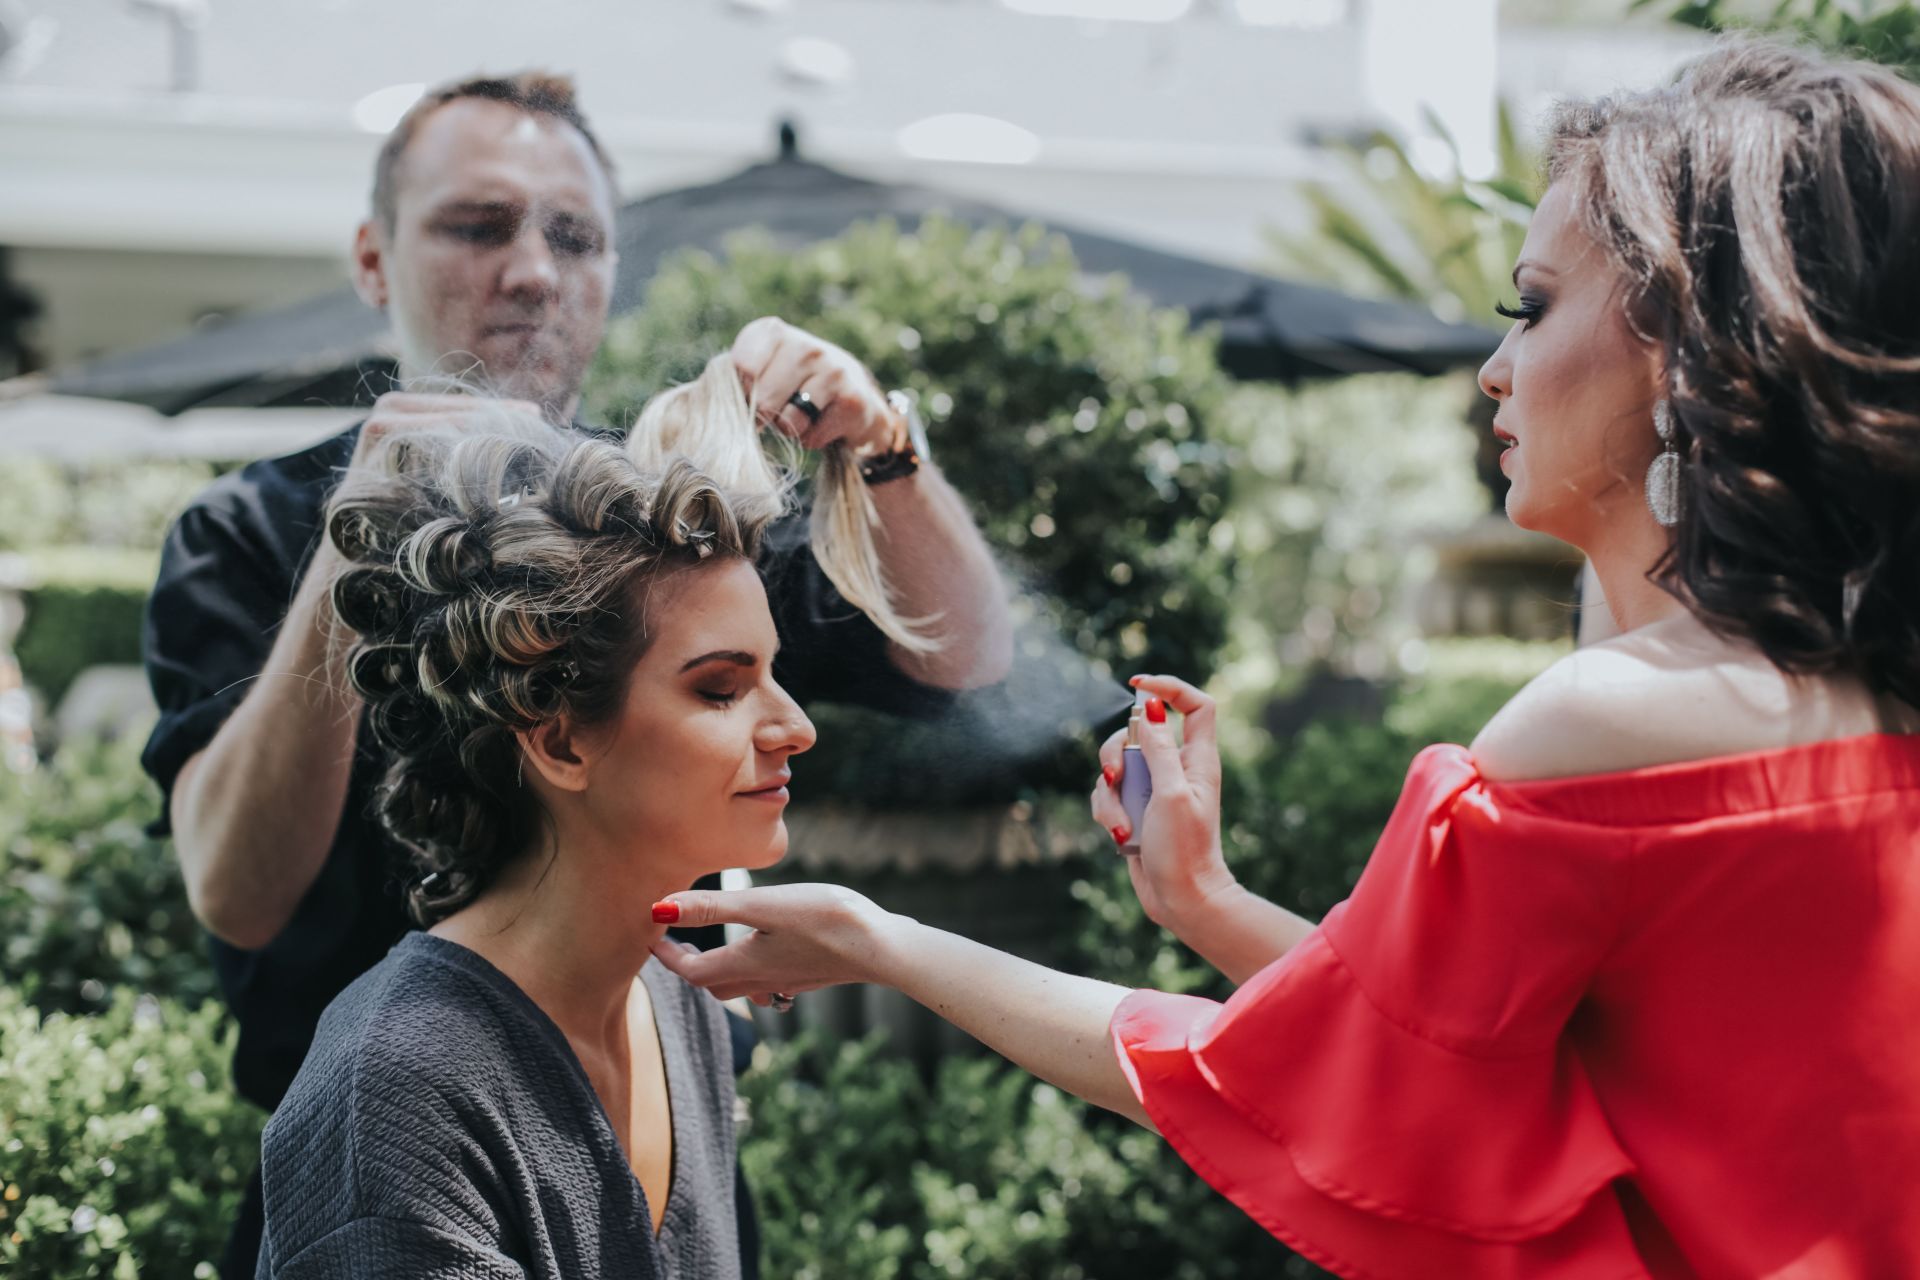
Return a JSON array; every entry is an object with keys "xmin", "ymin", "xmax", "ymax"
[
  {"xmin": 1161, "ymin": 883, "xmax": 1318, "ymax": 987},
  {"xmin": 173, "ymin": 548, "xmax": 359, "ymax": 950},
  {"xmin": 878, "ymin": 916, "xmax": 1152, "ymax": 1128},
  {"xmin": 866, "ymin": 466, "xmax": 1012, "ymax": 689}
]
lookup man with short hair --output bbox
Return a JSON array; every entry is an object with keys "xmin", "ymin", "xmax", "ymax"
[{"xmin": 140, "ymin": 71, "xmax": 1013, "ymax": 1278}]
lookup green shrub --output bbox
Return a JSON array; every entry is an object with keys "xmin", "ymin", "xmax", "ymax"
[
  {"xmin": 0, "ymin": 988, "xmax": 261, "ymax": 1279},
  {"xmin": 738, "ymin": 1035, "xmax": 923, "ymax": 1280},
  {"xmin": 12, "ymin": 549, "xmax": 156, "ymax": 708},
  {"xmin": 0, "ymin": 732, "xmax": 214, "ymax": 1015},
  {"xmin": 1211, "ymin": 375, "xmax": 1485, "ymax": 688},
  {"xmin": 737, "ymin": 1034, "xmax": 1298, "ymax": 1280},
  {"xmin": 0, "ymin": 460, "xmax": 216, "ymax": 554}
]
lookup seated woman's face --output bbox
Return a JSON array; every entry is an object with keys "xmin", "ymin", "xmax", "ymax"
[{"xmin": 579, "ymin": 557, "xmax": 816, "ymax": 878}]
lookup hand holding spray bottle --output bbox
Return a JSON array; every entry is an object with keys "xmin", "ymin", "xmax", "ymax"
[{"xmin": 1118, "ymin": 686, "xmax": 1154, "ymax": 855}]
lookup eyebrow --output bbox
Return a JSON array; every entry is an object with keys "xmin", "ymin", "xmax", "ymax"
[
  {"xmin": 1511, "ymin": 260, "xmax": 1559, "ymax": 288},
  {"xmin": 678, "ymin": 649, "xmax": 767, "ymax": 674},
  {"xmin": 434, "ymin": 200, "xmax": 520, "ymax": 218}
]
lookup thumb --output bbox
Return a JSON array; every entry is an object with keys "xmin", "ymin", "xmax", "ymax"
[
  {"xmin": 652, "ymin": 888, "xmax": 768, "ymax": 931},
  {"xmin": 1135, "ymin": 695, "xmax": 1190, "ymax": 798}
]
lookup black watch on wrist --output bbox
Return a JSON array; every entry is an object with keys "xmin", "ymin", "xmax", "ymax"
[{"xmin": 860, "ymin": 390, "xmax": 931, "ymax": 486}]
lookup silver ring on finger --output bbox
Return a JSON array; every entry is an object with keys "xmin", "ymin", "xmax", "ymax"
[
  {"xmin": 786, "ymin": 390, "xmax": 823, "ymax": 425},
  {"xmin": 768, "ymin": 991, "xmax": 796, "ymax": 1013}
]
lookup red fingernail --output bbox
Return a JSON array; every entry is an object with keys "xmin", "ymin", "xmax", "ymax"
[
  {"xmin": 651, "ymin": 900, "xmax": 680, "ymax": 924},
  {"xmin": 1128, "ymin": 674, "xmax": 1144, "ymax": 687},
  {"xmin": 1145, "ymin": 696, "xmax": 1166, "ymax": 724},
  {"xmin": 1102, "ymin": 766, "xmax": 1117, "ymax": 788},
  {"xmin": 1110, "ymin": 825, "xmax": 1130, "ymax": 845}
]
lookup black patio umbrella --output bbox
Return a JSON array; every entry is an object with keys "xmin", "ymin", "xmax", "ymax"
[{"xmin": 44, "ymin": 138, "xmax": 1499, "ymax": 414}]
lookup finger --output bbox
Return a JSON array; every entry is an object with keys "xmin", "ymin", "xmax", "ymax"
[
  {"xmin": 1097, "ymin": 726, "xmax": 1127, "ymax": 781},
  {"xmin": 797, "ymin": 366, "xmax": 879, "ymax": 453},
  {"xmin": 652, "ymin": 889, "xmax": 780, "ymax": 933},
  {"xmin": 1089, "ymin": 779, "xmax": 1132, "ymax": 845},
  {"xmin": 730, "ymin": 317, "xmax": 788, "ymax": 405},
  {"xmin": 1129, "ymin": 673, "xmax": 1219, "ymax": 785},
  {"xmin": 369, "ymin": 391, "xmax": 471, "ymax": 415},
  {"xmin": 649, "ymin": 938, "xmax": 708, "ymax": 980},
  {"xmin": 1133, "ymin": 692, "xmax": 1192, "ymax": 800},
  {"xmin": 651, "ymin": 937, "xmax": 769, "ymax": 993},
  {"xmin": 752, "ymin": 348, "xmax": 818, "ymax": 441}
]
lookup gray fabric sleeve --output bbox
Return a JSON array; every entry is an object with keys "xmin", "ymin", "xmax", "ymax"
[{"xmin": 264, "ymin": 1216, "xmax": 528, "ymax": 1280}]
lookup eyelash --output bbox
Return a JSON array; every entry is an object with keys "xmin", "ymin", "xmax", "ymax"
[
  {"xmin": 1495, "ymin": 298, "xmax": 1545, "ymax": 326},
  {"xmin": 698, "ymin": 689, "xmax": 739, "ymax": 706}
]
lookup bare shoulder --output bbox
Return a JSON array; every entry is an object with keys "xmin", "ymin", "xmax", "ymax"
[{"xmin": 1469, "ymin": 615, "xmax": 1878, "ymax": 783}]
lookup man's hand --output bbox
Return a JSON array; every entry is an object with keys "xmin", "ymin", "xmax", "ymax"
[
  {"xmin": 347, "ymin": 391, "xmax": 549, "ymax": 484},
  {"xmin": 730, "ymin": 317, "xmax": 905, "ymax": 456}
]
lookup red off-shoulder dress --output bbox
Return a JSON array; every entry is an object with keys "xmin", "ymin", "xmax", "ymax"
[{"xmin": 1113, "ymin": 735, "xmax": 1920, "ymax": 1279}]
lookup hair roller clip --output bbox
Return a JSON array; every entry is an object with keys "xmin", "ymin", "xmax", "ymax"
[{"xmin": 412, "ymin": 870, "xmax": 446, "ymax": 894}]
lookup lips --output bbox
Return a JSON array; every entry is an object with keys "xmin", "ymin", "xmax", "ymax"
[
  {"xmin": 738, "ymin": 771, "xmax": 792, "ymax": 801},
  {"xmin": 1492, "ymin": 422, "xmax": 1518, "ymax": 450}
]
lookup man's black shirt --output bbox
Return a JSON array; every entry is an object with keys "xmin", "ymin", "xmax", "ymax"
[{"xmin": 141, "ymin": 420, "xmax": 950, "ymax": 1113}]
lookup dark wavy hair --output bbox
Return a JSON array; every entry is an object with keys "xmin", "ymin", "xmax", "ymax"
[
  {"xmin": 1546, "ymin": 37, "xmax": 1920, "ymax": 707},
  {"xmin": 325, "ymin": 419, "xmax": 779, "ymax": 925}
]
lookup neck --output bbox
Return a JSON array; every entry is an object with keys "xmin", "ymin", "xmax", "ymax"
[
  {"xmin": 1582, "ymin": 512, "xmax": 1688, "ymax": 636},
  {"xmin": 429, "ymin": 821, "xmax": 686, "ymax": 1054}
]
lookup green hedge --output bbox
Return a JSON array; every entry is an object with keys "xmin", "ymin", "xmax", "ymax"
[
  {"xmin": 0, "ymin": 461, "xmax": 216, "ymax": 556},
  {"xmin": 11, "ymin": 549, "xmax": 156, "ymax": 710},
  {"xmin": 740, "ymin": 1035, "xmax": 1303, "ymax": 1280},
  {"xmin": 0, "ymin": 988, "xmax": 261, "ymax": 1279},
  {"xmin": 0, "ymin": 733, "xmax": 214, "ymax": 1016}
]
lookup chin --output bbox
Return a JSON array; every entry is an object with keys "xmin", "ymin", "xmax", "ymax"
[
  {"xmin": 1502, "ymin": 482, "xmax": 1555, "ymax": 538},
  {"xmin": 740, "ymin": 823, "xmax": 791, "ymax": 872}
]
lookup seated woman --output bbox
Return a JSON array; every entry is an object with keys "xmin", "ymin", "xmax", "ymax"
[
  {"xmin": 651, "ymin": 38, "xmax": 1920, "ymax": 1279},
  {"xmin": 252, "ymin": 362, "xmax": 890, "ymax": 1276}
]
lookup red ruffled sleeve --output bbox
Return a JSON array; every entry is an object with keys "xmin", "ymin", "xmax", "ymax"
[{"xmin": 1113, "ymin": 745, "xmax": 1648, "ymax": 1280}]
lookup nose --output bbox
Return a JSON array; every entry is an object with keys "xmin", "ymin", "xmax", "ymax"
[
  {"xmin": 498, "ymin": 223, "xmax": 559, "ymax": 303},
  {"xmin": 756, "ymin": 679, "xmax": 817, "ymax": 758},
  {"xmin": 1478, "ymin": 324, "xmax": 1516, "ymax": 404}
]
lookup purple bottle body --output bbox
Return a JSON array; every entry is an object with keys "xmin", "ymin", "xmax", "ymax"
[{"xmin": 1119, "ymin": 745, "xmax": 1152, "ymax": 854}]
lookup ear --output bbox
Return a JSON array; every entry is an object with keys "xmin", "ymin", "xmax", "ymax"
[
  {"xmin": 351, "ymin": 219, "xmax": 391, "ymax": 311},
  {"xmin": 515, "ymin": 716, "xmax": 596, "ymax": 794}
]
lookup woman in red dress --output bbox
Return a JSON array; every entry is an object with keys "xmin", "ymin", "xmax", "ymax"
[{"xmin": 653, "ymin": 38, "xmax": 1920, "ymax": 1278}]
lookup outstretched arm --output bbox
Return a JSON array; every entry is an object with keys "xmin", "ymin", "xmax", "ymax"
[{"xmin": 650, "ymin": 886, "xmax": 1151, "ymax": 1128}]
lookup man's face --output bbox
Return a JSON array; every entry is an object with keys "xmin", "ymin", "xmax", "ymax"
[{"xmin": 359, "ymin": 98, "xmax": 618, "ymax": 422}]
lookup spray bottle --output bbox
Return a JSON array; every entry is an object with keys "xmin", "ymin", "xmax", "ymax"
[{"xmin": 1118, "ymin": 687, "xmax": 1154, "ymax": 855}]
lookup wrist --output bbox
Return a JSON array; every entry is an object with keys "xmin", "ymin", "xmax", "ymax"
[
  {"xmin": 1156, "ymin": 864, "xmax": 1243, "ymax": 935},
  {"xmin": 860, "ymin": 908, "xmax": 922, "ymax": 985}
]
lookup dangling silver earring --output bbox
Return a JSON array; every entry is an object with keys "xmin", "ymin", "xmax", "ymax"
[{"xmin": 1645, "ymin": 399, "xmax": 1681, "ymax": 528}]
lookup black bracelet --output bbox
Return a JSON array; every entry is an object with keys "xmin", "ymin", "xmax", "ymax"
[{"xmin": 858, "ymin": 445, "xmax": 922, "ymax": 485}]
